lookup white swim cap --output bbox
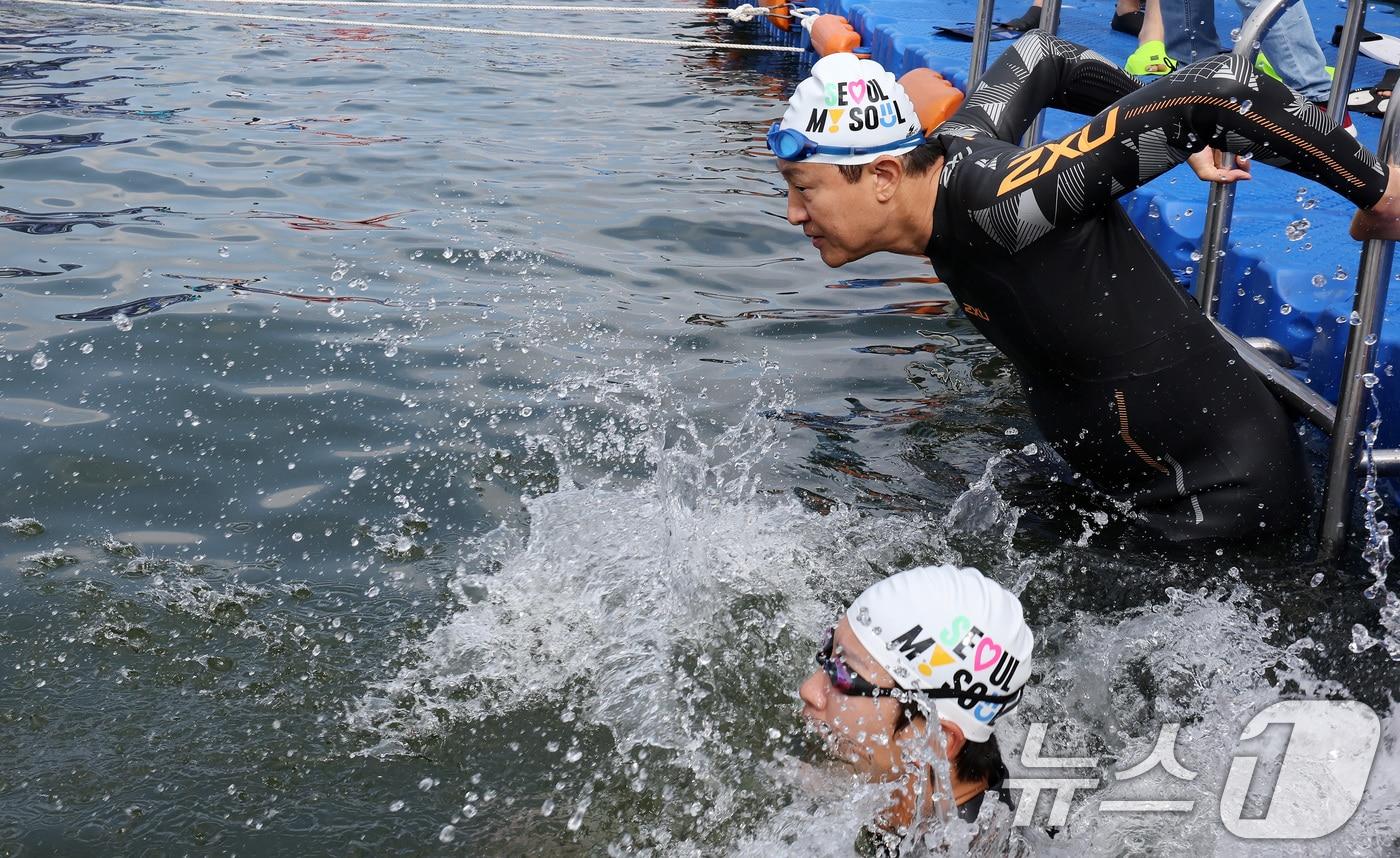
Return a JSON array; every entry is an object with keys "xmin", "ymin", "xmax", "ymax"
[
  {"xmin": 774, "ymin": 53, "xmax": 924, "ymax": 165},
  {"xmin": 847, "ymin": 565, "xmax": 1033, "ymax": 742}
]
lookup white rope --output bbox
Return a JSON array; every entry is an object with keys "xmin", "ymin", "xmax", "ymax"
[
  {"xmin": 73, "ymin": 0, "xmax": 766, "ymax": 15},
  {"xmin": 12, "ymin": 0, "xmax": 805, "ymax": 50}
]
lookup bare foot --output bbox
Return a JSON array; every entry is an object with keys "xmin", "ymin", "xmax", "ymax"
[{"xmin": 1350, "ymin": 164, "xmax": 1400, "ymax": 240}]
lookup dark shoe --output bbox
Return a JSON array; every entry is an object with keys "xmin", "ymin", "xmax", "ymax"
[
  {"xmin": 1003, "ymin": 4, "xmax": 1041, "ymax": 31},
  {"xmin": 1111, "ymin": 8, "xmax": 1144, "ymax": 36}
]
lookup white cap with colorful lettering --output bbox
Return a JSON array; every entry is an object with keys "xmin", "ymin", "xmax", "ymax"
[
  {"xmin": 776, "ymin": 53, "xmax": 923, "ymax": 165},
  {"xmin": 847, "ymin": 565, "xmax": 1034, "ymax": 742}
]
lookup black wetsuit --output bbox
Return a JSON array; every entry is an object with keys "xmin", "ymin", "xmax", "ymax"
[{"xmin": 924, "ymin": 31, "xmax": 1389, "ymax": 541}]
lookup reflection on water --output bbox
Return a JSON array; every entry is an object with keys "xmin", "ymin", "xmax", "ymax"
[
  {"xmin": 686, "ymin": 298, "xmax": 951, "ymax": 327},
  {"xmin": 2, "ymin": 3, "xmax": 1399, "ymax": 856},
  {"xmin": 0, "ymin": 204, "xmax": 172, "ymax": 234}
]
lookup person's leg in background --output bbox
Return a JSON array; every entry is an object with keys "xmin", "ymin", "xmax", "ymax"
[
  {"xmin": 1158, "ymin": 0, "xmax": 1220, "ymax": 64},
  {"xmin": 1240, "ymin": 0, "xmax": 1333, "ymax": 103}
]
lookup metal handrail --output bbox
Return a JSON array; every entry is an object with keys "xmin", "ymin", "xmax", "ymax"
[
  {"xmin": 1317, "ymin": 93, "xmax": 1400, "ymax": 558},
  {"xmin": 1361, "ymin": 448, "xmax": 1400, "ymax": 475},
  {"xmin": 1327, "ymin": 0, "xmax": 1367, "ymax": 124},
  {"xmin": 1022, "ymin": 0, "xmax": 1061, "ymax": 147},
  {"xmin": 1195, "ymin": 0, "xmax": 1300, "ymax": 317},
  {"xmin": 968, "ymin": 0, "xmax": 997, "ymax": 91},
  {"xmin": 1214, "ymin": 324, "xmax": 1337, "ymax": 430}
]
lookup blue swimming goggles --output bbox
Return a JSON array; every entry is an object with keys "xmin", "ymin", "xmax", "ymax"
[{"xmin": 766, "ymin": 120, "xmax": 925, "ymax": 162}]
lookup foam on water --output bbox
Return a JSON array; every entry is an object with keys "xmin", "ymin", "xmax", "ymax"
[
  {"xmin": 349, "ymin": 371, "xmax": 949, "ymax": 754},
  {"xmin": 1022, "ymin": 581, "xmax": 1400, "ymax": 857},
  {"xmin": 344, "ymin": 372, "xmax": 1400, "ymax": 855}
]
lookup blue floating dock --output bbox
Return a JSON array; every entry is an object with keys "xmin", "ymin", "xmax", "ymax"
[{"xmin": 740, "ymin": 0, "xmax": 1400, "ymax": 450}]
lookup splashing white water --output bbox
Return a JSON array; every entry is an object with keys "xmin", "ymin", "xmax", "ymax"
[{"xmin": 347, "ymin": 371, "xmax": 1400, "ymax": 856}]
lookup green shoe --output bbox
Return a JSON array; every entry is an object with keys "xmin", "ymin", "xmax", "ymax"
[
  {"xmin": 1125, "ymin": 40, "xmax": 1178, "ymax": 76},
  {"xmin": 1256, "ymin": 52, "xmax": 1334, "ymax": 80}
]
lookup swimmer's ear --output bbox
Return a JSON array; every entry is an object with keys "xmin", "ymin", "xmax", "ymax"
[
  {"xmin": 869, "ymin": 155, "xmax": 905, "ymax": 202},
  {"xmin": 936, "ymin": 718, "xmax": 967, "ymax": 761}
]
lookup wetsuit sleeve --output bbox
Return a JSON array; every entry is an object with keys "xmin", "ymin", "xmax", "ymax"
[
  {"xmin": 942, "ymin": 30, "xmax": 1143, "ymax": 144},
  {"xmin": 941, "ymin": 47, "xmax": 1389, "ymax": 254}
]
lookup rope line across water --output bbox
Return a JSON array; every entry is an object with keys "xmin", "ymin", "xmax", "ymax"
[
  {"xmin": 91, "ymin": 0, "xmax": 769, "ymax": 14},
  {"xmin": 11, "ymin": 0, "xmax": 806, "ymax": 51}
]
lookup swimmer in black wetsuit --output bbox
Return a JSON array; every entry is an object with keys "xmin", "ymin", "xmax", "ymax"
[{"xmin": 768, "ymin": 32, "xmax": 1400, "ymax": 542}]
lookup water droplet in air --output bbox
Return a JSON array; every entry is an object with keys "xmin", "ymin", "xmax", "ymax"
[
  {"xmin": 540, "ymin": 799, "xmax": 556, "ymax": 817},
  {"xmin": 30, "ymin": 352, "xmax": 48, "ymax": 370},
  {"xmin": 1190, "ymin": 250, "xmax": 1203, "ymax": 262},
  {"xmin": 291, "ymin": 532, "xmax": 303, "ymax": 542},
  {"xmin": 1334, "ymin": 266, "xmax": 1349, "ymax": 281},
  {"xmin": 1365, "ymin": 333, "xmax": 1379, "ymax": 346},
  {"xmin": 1363, "ymin": 372, "xmax": 1380, "ymax": 388},
  {"xmin": 218, "ymin": 246, "xmax": 230, "ymax": 258},
  {"xmin": 389, "ymin": 799, "xmax": 405, "ymax": 812},
  {"xmin": 80, "ymin": 342, "xmax": 93, "ymax": 354},
  {"xmin": 418, "ymin": 778, "xmax": 435, "ymax": 791},
  {"xmin": 1280, "ymin": 304, "xmax": 1292, "ymax": 315},
  {"xmin": 114, "ymin": 314, "xmax": 133, "ymax": 332},
  {"xmin": 1285, "ymin": 218, "xmax": 1311, "ymax": 241},
  {"xmin": 1350, "ymin": 311, "xmax": 1363, "ymax": 326},
  {"xmin": 439, "ymin": 825, "xmax": 457, "ymax": 843},
  {"xmin": 328, "ymin": 304, "xmax": 345, "ymax": 318},
  {"xmin": 1310, "ymin": 572, "xmax": 1325, "ymax": 587},
  {"xmin": 1312, "ymin": 274, "xmax": 1327, "ymax": 287},
  {"xmin": 1350, "ymin": 623, "xmax": 1378, "ymax": 653},
  {"xmin": 567, "ymin": 798, "xmax": 591, "ymax": 831},
  {"xmin": 1238, "ymin": 99, "xmax": 1252, "ymax": 113},
  {"xmin": 349, "ymin": 466, "xmax": 367, "ymax": 482},
  {"xmin": 1302, "ymin": 198, "xmax": 1317, "ymax": 210}
]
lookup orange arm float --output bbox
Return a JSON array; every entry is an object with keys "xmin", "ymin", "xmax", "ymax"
[
  {"xmin": 898, "ymin": 68, "xmax": 965, "ymax": 134},
  {"xmin": 808, "ymin": 14, "xmax": 861, "ymax": 57}
]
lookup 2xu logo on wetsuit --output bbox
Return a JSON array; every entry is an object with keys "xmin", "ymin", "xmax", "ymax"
[
  {"xmin": 996, "ymin": 106, "xmax": 1121, "ymax": 197},
  {"xmin": 891, "ymin": 618, "xmax": 1023, "ymax": 725},
  {"xmin": 804, "ymin": 78, "xmax": 910, "ymax": 134}
]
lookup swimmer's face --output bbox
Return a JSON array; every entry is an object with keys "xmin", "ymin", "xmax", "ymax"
[
  {"xmin": 778, "ymin": 160, "xmax": 892, "ymax": 267},
  {"xmin": 798, "ymin": 615, "xmax": 905, "ymax": 779}
]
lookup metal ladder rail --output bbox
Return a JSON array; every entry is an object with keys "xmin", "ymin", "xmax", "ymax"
[
  {"xmin": 1327, "ymin": 0, "xmax": 1368, "ymax": 124},
  {"xmin": 966, "ymin": 0, "xmax": 1063, "ymax": 107},
  {"xmin": 1022, "ymin": 0, "xmax": 1062, "ymax": 147},
  {"xmin": 1198, "ymin": 0, "xmax": 1367, "ymax": 311},
  {"xmin": 1318, "ymin": 92, "xmax": 1400, "ymax": 557},
  {"xmin": 967, "ymin": 0, "xmax": 997, "ymax": 92},
  {"xmin": 1195, "ymin": 0, "xmax": 1301, "ymax": 317},
  {"xmin": 1177, "ymin": 0, "xmax": 1395, "ymax": 558}
]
